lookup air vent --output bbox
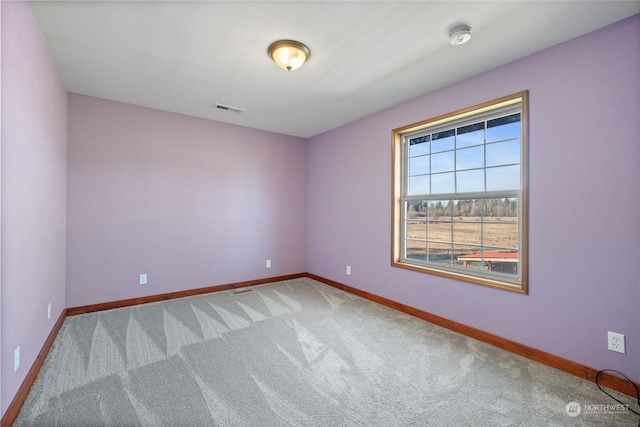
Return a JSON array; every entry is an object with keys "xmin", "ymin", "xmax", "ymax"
[
  {"xmin": 214, "ymin": 103, "xmax": 245, "ymax": 113},
  {"xmin": 232, "ymin": 288, "xmax": 253, "ymax": 295}
]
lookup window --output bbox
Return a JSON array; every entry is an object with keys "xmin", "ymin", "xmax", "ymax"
[{"xmin": 392, "ymin": 91, "xmax": 528, "ymax": 292}]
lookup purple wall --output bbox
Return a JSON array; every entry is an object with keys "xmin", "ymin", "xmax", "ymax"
[
  {"xmin": 1, "ymin": 1, "xmax": 68, "ymax": 416},
  {"xmin": 1, "ymin": 3, "xmax": 638, "ymax": 418},
  {"xmin": 307, "ymin": 15, "xmax": 640, "ymax": 382},
  {"xmin": 66, "ymin": 95, "xmax": 307, "ymax": 307}
]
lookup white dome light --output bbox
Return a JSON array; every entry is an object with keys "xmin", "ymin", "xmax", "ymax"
[{"xmin": 268, "ymin": 40, "xmax": 311, "ymax": 71}]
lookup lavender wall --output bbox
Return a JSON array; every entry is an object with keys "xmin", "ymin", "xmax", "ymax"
[
  {"xmin": 0, "ymin": 4, "xmax": 637, "ymax": 418},
  {"xmin": 66, "ymin": 95, "xmax": 307, "ymax": 308},
  {"xmin": 1, "ymin": 1, "xmax": 68, "ymax": 416},
  {"xmin": 307, "ymin": 15, "xmax": 640, "ymax": 382}
]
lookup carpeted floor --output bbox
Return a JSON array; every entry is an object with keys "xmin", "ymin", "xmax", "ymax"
[{"xmin": 15, "ymin": 278, "xmax": 637, "ymax": 426}]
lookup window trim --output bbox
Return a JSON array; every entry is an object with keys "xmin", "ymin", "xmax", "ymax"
[{"xmin": 391, "ymin": 91, "xmax": 529, "ymax": 293}]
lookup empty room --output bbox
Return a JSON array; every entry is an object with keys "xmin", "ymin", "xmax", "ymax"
[{"xmin": 2, "ymin": 1, "xmax": 639, "ymax": 426}]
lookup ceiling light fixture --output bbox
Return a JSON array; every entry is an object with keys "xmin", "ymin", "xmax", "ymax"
[
  {"xmin": 268, "ymin": 40, "xmax": 310, "ymax": 71},
  {"xmin": 449, "ymin": 25, "xmax": 472, "ymax": 46}
]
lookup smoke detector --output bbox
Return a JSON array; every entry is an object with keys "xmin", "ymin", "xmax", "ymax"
[{"xmin": 449, "ymin": 25, "xmax": 472, "ymax": 46}]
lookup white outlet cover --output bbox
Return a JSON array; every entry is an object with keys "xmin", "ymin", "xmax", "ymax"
[
  {"xmin": 48, "ymin": 302, "xmax": 52, "ymax": 320},
  {"xmin": 139, "ymin": 274, "xmax": 148, "ymax": 285},
  {"xmin": 346, "ymin": 266, "xmax": 351, "ymax": 275},
  {"xmin": 607, "ymin": 331, "xmax": 625, "ymax": 354}
]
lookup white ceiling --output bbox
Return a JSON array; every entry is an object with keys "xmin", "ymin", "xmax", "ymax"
[{"xmin": 31, "ymin": 1, "xmax": 640, "ymax": 138}]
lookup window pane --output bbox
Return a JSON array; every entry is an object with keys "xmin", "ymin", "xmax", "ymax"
[
  {"xmin": 427, "ymin": 200, "xmax": 451, "ymax": 219},
  {"xmin": 487, "ymin": 113, "xmax": 520, "ymax": 142},
  {"xmin": 428, "ymin": 220, "xmax": 451, "ymax": 242},
  {"xmin": 456, "ymin": 169, "xmax": 484, "ymax": 193},
  {"xmin": 453, "ymin": 220, "xmax": 482, "ymax": 245},
  {"xmin": 431, "ymin": 129, "xmax": 455, "ymax": 153},
  {"xmin": 456, "ymin": 122, "xmax": 485, "ymax": 148},
  {"xmin": 406, "ymin": 201, "xmax": 425, "ymax": 219},
  {"xmin": 486, "ymin": 165, "xmax": 520, "ymax": 191},
  {"xmin": 408, "ymin": 175, "xmax": 430, "ymax": 195},
  {"xmin": 454, "ymin": 198, "xmax": 483, "ymax": 217},
  {"xmin": 483, "ymin": 247, "xmax": 519, "ymax": 275},
  {"xmin": 486, "ymin": 139, "xmax": 520, "ymax": 167},
  {"xmin": 431, "ymin": 151, "xmax": 454, "ymax": 173},
  {"xmin": 483, "ymin": 198, "xmax": 518, "ymax": 219},
  {"xmin": 454, "ymin": 245, "xmax": 486, "ymax": 271},
  {"xmin": 409, "ymin": 136, "xmax": 430, "ymax": 156},
  {"xmin": 456, "ymin": 145, "xmax": 484, "ymax": 170},
  {"xmin": 406, "ymin": 239, "xmax": 427, "ymax": 261},
  {"xmin": 427, "ymin": 242, "xmax": 452, "ymax": 264},
  {"xmin": 484, "ymin": 222, "xmax": 518, "ymax": 249},
  {"xmin": 409, "ymin": 155, "xmax": 430, "ymax": 175},
  {"xmin": 406, "ymin": 221, "xmax": 426, "ymax": 240},
  {"xmin": 431, "ymin": 172, "xmax": 455, "ymax": 194}
]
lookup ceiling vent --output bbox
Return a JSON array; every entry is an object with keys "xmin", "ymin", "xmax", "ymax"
[{"xmin": 214, "ymin": 103, "xmax": 245, "ymax": 113}]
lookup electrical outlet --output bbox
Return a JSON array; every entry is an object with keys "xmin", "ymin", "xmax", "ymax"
[
  {"xmin": 139, "ymin": 274, "xmax": 147, "ymax": 285},
  {"xmin": 15, "ymin": 347, "xmax": 20, "ymax": 372},
  {"xmin": 266, "ymin": 259, "xmax": 271, "ymax": 268},
  {"xmin": 48, "ymin": 302, "xmax": 52, "ymax": 320},
  {"xmin": 607, "ymin": 331, "xmax": 625, "ymax": 354},
  {"xmin": 346, "ymin": 265, "xmax": 351, "ymax": 275}
]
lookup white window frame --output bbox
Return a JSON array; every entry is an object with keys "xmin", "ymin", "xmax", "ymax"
[{"xmin": 392, "ymin": 91, "xmax": 529, "ymax": 293}]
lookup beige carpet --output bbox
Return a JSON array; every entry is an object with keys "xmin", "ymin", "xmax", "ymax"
[{"xmin": 15, "ymin": 278, "xmax": 637, "ymax": 426}]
